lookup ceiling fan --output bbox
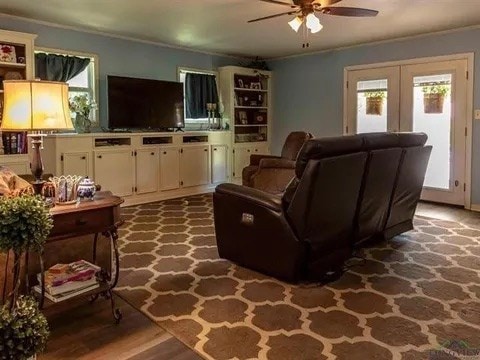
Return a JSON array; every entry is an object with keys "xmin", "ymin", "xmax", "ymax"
[{"xmin": 248, "ymin": 0, "xmax": 378, "ymax": 38}]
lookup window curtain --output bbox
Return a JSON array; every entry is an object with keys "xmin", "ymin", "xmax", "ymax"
[
  {"xmin": 185, "ymin": 73, "xmax": 219, "ymax": 119},
  {"xmin": 35, "ymin": 53, "xmax": 90, "ymax": 82}
]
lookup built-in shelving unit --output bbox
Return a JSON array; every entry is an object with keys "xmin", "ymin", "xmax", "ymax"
[
  {"xmin": 0, "ymin": 29, "xmax": 37, "ymax": 174},
  {"xmin": 218, "ymin": 65, "xmax": 272, "ymax": 180}
]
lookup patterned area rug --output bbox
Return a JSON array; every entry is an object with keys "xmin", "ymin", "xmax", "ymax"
[{"xmin": 115, "ymin": 194, "xmax": 480, "ymax": 360}]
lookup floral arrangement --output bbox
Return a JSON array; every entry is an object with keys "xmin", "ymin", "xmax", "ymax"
[{"xmin": 69, "ymin": 94, "xmax": 95, "ymax": 119}]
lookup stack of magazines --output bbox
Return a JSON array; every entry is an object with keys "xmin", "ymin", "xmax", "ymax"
[{"xmin": 33, "ymin": 260, "xmax": 101, "ymax": 303}]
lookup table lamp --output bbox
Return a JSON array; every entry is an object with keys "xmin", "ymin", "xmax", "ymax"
[{"xmin": 1, "ymin": 80, "xmax": 74, "ymax": 193}]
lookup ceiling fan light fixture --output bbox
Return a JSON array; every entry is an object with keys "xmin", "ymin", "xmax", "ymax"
[
  {"xmin": 288, "ymin": 16, "xmax": 303, "ymax": 32},
  {"xmin": 305, "ymin": 13, "xmax": 322, "ymax": 33},
  {"xmin": 309, "ymin": 20, "xmax": 323, "ymax": 33}
]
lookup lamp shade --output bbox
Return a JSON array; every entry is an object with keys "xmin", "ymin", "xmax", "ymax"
[{"xmin": 1, "ymin": 80, "xmax": 74, "ymax": 131}]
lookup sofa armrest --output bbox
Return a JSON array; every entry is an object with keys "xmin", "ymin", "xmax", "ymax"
[
  {"xmin": 259, "ymin": 158, "xmax": 295, "ymax": 169},
  {"xmin": 215, "ymin": 183, "xmax": 282, "ymax": 212},
  {"xmin": 249, "ymin": 154, "xmax": 281, "ymax": 166}
]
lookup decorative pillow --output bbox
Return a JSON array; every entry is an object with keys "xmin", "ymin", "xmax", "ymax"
[{"xmin": 0, "ymin": 166, "xmax": 33, "ymax": 197}]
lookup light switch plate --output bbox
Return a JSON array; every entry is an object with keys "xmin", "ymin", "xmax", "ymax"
[{"xmin": 475, "ymin": 109, "xmax": 480, "ymax": 120}]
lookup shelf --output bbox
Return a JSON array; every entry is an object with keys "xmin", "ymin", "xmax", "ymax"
[
  {"xmin": 234, "ymin": 106, "xmax": 268, "ymax": 109},
  {"xmin": 0, "ymin": 61, "xmax": 26, "ymax": 69},
  {"xmin": 234, "ymin": 88, "xmax": 268, "ymax": 93},
  {"xmin": 235, "ymin": 124, "xmax": 268, "ymax": 127}
]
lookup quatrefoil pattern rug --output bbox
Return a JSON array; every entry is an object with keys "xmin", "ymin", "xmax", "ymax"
[{"xmin": 115, "ymin": 194, "xmax": 480, "ymax": 360}]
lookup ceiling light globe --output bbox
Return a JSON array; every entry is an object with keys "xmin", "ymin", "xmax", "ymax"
[
  {"xmin": 305, "ymin": 13, "xmax": 319, "ymax": 29},
  {"xmin": 309, "ymin": 21, "xmax": 323, "ymax": 34},
  {"xmin": 288, "ymin": 16, "xmax": 303, "ymax": 32}
]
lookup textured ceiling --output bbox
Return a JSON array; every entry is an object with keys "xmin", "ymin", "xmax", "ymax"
[{"xmin": 0, "ymin": 0, "xmax": 479, "ymax": 58}]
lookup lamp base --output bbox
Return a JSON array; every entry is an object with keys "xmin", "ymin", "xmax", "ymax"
[{"xmin": 28, "ymin": 133, "xmax": 46, "ymax": 195}]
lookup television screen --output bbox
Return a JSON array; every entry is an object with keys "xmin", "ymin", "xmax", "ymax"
[{"xmin": 107, "ymin": 75, "xmax": 184, "ymax": 130}]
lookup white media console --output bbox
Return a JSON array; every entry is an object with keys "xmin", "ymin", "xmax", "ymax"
[{"xmin": 42, "ymin": 131, "xmax": 234, "ymax": 206}]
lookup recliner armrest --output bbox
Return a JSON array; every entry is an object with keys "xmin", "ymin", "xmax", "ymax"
[
  {"xmin": 215, "ymin": 183, "xmax": 283, "ymax": 212},
  {"xmin": 249, "ymin": 154, "xmax": 281, "ymax": 166},
  {"xmin": 259, "ymin": 158, "xmax": 296, "ymax": 169}
]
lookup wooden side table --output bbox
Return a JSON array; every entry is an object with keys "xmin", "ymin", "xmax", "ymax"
[{"xmin": 27, "ymin": 191, "xmax": 124, "ymax": 323}]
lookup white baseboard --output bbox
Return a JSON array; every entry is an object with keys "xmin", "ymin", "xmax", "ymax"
[{"xmin": 470, "ymin": 204, "xmax": 480, "ymax": 212}]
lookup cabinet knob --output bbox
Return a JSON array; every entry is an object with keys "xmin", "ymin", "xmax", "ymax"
[
  {"xmin": 204, "ymin": 148, "xmax": 208, "ymax": 152},
  {"xmin": 97, "ymin": 155, "xmax": 102, "ymax": 159},
  {"xmin": 163, "ymin": 151, "xmax": 167, "ymax": 155},
  {"xmin": 151, "ymin": 152, "xmax": 155, "ymax": 155},
  {"xmin": 81, "ymin": 156, "xmax": 86, "ymax": 160},
  {"xmin": 247, "ymin": 149, "xmax": 250, "ymax": 153},
  {"xmin": 255, "ymin": 149, "xmax": 258, "ymax": 152},
  {"xmin": 214, "ymin": 148, "xmax": 217, "ymax": 151}
]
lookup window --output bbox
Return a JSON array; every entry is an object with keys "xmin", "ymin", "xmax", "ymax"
[
  {"xmin": 35, "ymin": 48, "xmax": 98, "ymax": 122},
  {"xmin": 178, "ymin": 68, "xmax": 219, "ymax": 128}
]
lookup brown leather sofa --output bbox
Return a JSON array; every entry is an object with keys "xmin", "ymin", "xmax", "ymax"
[
  {"xmin": 214, "ymin": 132, "xmax": 431, "ymax": 282},
  {"xmin": 242, "ymin": 131, "xmax": 313, "ymax": 194}
]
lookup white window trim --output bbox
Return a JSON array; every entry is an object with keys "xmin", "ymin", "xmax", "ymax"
[
  {"xmin": 177, "ymin": 66, "xmax": 220, "ymax": 124},
  {"xmin": 35, "ymin": 46, "xmax": 99, "ymax": 122}
]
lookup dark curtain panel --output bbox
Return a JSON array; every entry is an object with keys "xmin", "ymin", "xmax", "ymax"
[
  {"xmin": 35, "ymin": 53, "xmax": 90, "ymax": 82},
  {"xmin": 185, "ymin": 73, "xmax": 219, "ymax": 119}
]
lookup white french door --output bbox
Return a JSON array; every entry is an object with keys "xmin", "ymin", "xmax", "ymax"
[{"xmin": 346, "ymin": 58, "xmax": 469, "ymax": 206}]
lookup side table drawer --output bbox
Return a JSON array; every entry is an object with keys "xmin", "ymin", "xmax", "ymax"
[{"xmin": 50, "ymin": 207, "xmax": 114, "ymax": 238}]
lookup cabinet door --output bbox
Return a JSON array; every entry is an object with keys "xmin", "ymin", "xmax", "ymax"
[
  {"xmin": 136, "ymin": 148, "xmax": 159, "ymax": 194},
  {"xmin": 211, "ymin": 145, "xmax": 228, "ymax": 184},
  {"xmin": 94, "ymin": 149, "xmax": 134, "ymax": 197},
  {"xmin": 233, "ymin": 147, "xmax": 252, "ymax": 179},
  {"xmin": 160, "ymin": 147, "xmax": 180, "ymax": 191},
  {"xmin": 180, "ymin": 146, "xmax": 209, "ymax": 187},
  {"xmin": 62, "ymin": 152, "xmax": 90, "ymax": 177},
  {"xmin": 5, "ymin": 162, "xmax": 29, "ymax": 176},
  {"xmin": 253, "ymin": 144, "xmax": 269, "ymax": 155}
]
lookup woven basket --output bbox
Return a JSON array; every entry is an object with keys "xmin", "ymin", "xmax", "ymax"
[{"xmin": 423, "ymin": 93, "xmax": 445, "ymax": 114}]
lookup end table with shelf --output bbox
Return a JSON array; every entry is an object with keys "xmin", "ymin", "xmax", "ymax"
[{"xmin": 27, "ymin": 191, "xmax": 125, "ymax": 324}]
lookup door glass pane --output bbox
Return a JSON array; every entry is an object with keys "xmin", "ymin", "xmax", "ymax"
[
  {"xmin": 412, "ymin": 74, "xmax": 452, "ymax": 190},
  {"xmin": 356, "ymin": 79, "xmax": 388, "ymax": 133}
]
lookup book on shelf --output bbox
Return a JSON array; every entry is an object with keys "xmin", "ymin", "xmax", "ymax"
[
  {"xmin": 38, "ymin": 259, "xmax": 101, "ymax": 296},
  {"xmin": 33, "ymin": 283, "xmax": 100, "ymax": 303}
]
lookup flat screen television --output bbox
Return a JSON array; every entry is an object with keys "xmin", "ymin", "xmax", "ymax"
[{"xmin": 107, "ymin": 75, "xmax": 184, "ymax": 131}]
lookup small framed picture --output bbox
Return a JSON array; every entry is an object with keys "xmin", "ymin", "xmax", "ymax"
[
  {"xmin": 237, "ymin": 79, "xmax": 244, "ymax": 88},
  {"xmin": 250, "ymin": 82, "xmax": 261, "ymax": 90},
  {"xmin": 254, "ymin": 112, "xmax": 266, "ymax": 124},
  {"xmin": 238, "ymin": 111, "xmax": 248, "ymax": 124}
]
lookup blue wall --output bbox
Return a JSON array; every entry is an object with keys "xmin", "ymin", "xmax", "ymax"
[
  {"xmin": 0, "ymin": 15, "xmax": 236, "ymax": 126},
  {"xmin": 269, "ymin": 28, "xmax": 480, "ymax": 204}
]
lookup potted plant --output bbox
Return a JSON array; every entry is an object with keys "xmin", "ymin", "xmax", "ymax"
[
  {"xmin": 365, "ymin": 91, "xmax": 386, "ymax": 115},
  {"xmin": 422, "ymin": 84, "xmax": 449, "ymax": 113},
  {"xmin": 0, "ymin": 195, "xmax": 53, "ymax": 359},
  {"xmin": 69, "ymin": 94, "xmax": 96, "ymax": 133}
]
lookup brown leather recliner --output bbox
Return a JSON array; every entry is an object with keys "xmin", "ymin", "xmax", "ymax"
[
  {"xmin": 214, "ymin": 132, "xmax": 431, "ymax": 282},
  {"xmin": 242, "ymin": 131, "xmax": 313, "ymax": 194}
]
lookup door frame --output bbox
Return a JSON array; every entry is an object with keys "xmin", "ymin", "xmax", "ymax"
[{"xmin": 343, "ymin": 53, "xmax": 474, "ymax": 209}]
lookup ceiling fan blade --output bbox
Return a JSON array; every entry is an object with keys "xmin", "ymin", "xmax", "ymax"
[
  {"xmin": 320, "ymin": 6, "xmax": 378, "ymax": 17},
  {"xmin": 312, "ymin": 0, "xmax": 343, "ymax": 6},
  {"xmin": 248, "ymin": 10, "xmax": 299, "ymax": 23},
  {"xmin": 258, "ymin": 0, "xmax": 298, "ymax": 8}
]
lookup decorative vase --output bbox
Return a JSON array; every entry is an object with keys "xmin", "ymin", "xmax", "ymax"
[
  {"xmin": 423, "ymin": 93, "xmax": 444, "ymax": 114},
  {"xmin": 366, "ymin": 97, "xmax": 383, "ymax": 115},
  {"xmin": 74, "ymin": 113, "xmax": 86, "ymax": 133},
  {"xmin": 77, "ymin": 176, "xmax": 96, "ymax": 201},
  {"xmin": 74, "ymin": 114, "xmax": 92, "ymax": 133}
]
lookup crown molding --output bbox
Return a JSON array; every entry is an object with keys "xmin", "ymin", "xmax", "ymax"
[
  {"xmin": 269, "ymin": 23, "xmax": 480, "ymax": 61},
  {"xmin": 0, "ymin": 12, "xmax": 245, "ymax": 60}
]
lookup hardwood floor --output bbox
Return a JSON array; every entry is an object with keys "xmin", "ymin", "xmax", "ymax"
[
  {"xmin": 39, "ymin": 296, "xmax": 201, "ymax": 360},
  {"xmin": 39, "ymin": 201, "xmax": 479, "ymax": 360}
]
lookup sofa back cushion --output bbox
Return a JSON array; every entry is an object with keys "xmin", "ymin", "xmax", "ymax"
[{"xmin": 280, "ymin": 131, "xmax": 314, "ymax": 161}]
